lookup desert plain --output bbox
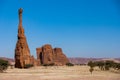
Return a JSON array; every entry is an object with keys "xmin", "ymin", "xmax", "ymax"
[{"xmin": 0, "ymin": 66, "xmax": 120, "ymax": 80}]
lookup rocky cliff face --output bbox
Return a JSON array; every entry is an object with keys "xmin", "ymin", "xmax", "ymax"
[
  {"xmin": 15, "ymin": 8, "xmax": 31, "ymax": 68},
  {"xmin": 36, "ymin": 44, "xmax": 69, "ymax": 66}
]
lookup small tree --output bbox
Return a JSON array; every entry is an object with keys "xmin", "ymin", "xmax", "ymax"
[
  {"xmin": 0, "ymin": 59, "xmax": 9, "ymax": 73},
  {"xmin": 88, "ymin": 61, "xmax": 95, "ymax": 68},
  {"xmin": 95, "ymin": 61, "xmax": 105, "ymax": 70},
  {"xmin": 88, "ymin": 61, "xmax": 95, "ymax": 74},
  {"xmin": 89, "ymin": 67, "xmax": 94, "ymax": 74},
  {"xmin": 113, "ymin": 63, "xmax": 120, "ymax": 70},
  {"xmin": 105, "ymin": 61, "xmax": 114, "ymax": 70},
  {"xmin": 116, "ymin": 63, "xmax": 120, "ymax": 70}
]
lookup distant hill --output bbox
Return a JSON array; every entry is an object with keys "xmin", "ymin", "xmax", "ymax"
[
  {"xmin": 0, "ymin": 57, "xmax": 14, "ymax": 64},
  {"xmin": 69, "ymin": 57, "xmax": 120, "ymax": 64},
  {"xmin": 0, "ymin": 57, "xmax": 120, "ymax": 65}
]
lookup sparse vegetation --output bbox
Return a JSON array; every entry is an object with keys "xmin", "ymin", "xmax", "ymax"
[
  {"xmin": 0, "ymin": 66, "xmax": 120, "ymax": 80},
  {"xmin": 112, "ymin": 63, "xmax": 120, "ymax": 70},
  {"xmin": 66, "ymin": 63, "xmax": 74, "ymax": 66},
  {"xmin": 43, "ymin": 63, "xmax": 55, "ymax": 66},
  {"xmin": 88, "ymin": 60, "xmax": 120, "ymax": 72},
  {"xmin": 0, "ymin": 59, "xmax": 9, "ymax": 73},
  {"xmin": 88, "ymin": 61, "xmax": 95, "ymax": 68},
  {"xmin": 94, "ymin": 61, "xmax": 104, "ymax": 70},
  {"xmin": 24, "ymin": 64, "xmax": 33, "ymax": 69},
  {"xmin": 88, "ymin": 61, "xmax": 95, "ymax": 74},
  {"xmin": 89, "ymin": 67, "xmax": 94, "ymax": 74}
]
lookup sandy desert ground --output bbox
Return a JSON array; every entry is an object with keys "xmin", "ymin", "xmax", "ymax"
[{"xmin": 0, "ymin": 66, "xmax": 120, "ymax": 80}]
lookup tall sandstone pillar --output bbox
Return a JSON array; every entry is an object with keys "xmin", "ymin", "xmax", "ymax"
[{"xmin": 15, "ymin": 8, "xmax": 31, "ymax": 68}]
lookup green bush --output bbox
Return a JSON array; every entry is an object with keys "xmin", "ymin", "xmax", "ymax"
[
  {"xmin": 66, "ymin": 63, "xmax": 74, "ymax": 66},
  {"xmin": 43, "ymin": 63, "xmax": 55, "ymax": 66},
  {"xmin": 104, "ymin": 61, "xmax": 114, "ymax": 70},
  {"xmin": 0, "ymin": 59, "xmax": 9, "ymax": 73},
  {"xmin": 105, "ymin": 65, "xmax": 110, "ymax": 70},
  {"xmin": 88, "ymin": 61, "xmax": 95, "ymax": 68},
  {"xmin": 88, "ymin": 61, "xmax": 95, "ymax": 74},
  {"xmin": 24, "ymin": 64, "xmax": 33, "ymax": 69},
  {"xmin": 88, "ymin": 60, "xmax": 120, "ymax": 71},
  {"xmin": 113, "ymin": 63, "xmax": 120, "ymax": 70},
  {"xmin": 116, "ymin": 63, "xmax": 120, "ymax": 70},
  {"xmin": 94, "ymin": 61, "xmax": 105, "ymax": 70}
]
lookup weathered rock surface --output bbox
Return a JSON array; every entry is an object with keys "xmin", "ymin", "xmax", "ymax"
[
  {"xmin": 36, "ymin": 44, "xmax": 69, "ymax": 66},
  {"xmin": 15, "ymin": 8, "xmax": 31, "ymax": 68},
  {"xmin": 53, "ymin": 48, "xmax": 69, "ymax": 65},
  {"xmin": 14, "ymin": 8, "xmax": 69, "ymax": 67},
  {"xmin": 42, "ymin": 44, "xmax": 54, "ymax": 64},
  {"xmin": 30, "ymin": 56, "xmax": 38, "ymax": 66}
]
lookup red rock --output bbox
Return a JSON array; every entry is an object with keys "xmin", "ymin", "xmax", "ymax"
[
  {"xmin": 36, "ymin": 44, "xmax": 69, "ymax": 65},
  {"xmin": 30, "ymin": 55, "xmax": 38, "ymax": 66},
  {"xmin": 15, "ymin": 8, "xmax": 31, "ymax": 68},
  {"xmin": 15, "ymin": 8, "xmax": 69, "ymax": 67},
  {"xmin": 42, "ymin": 44, "xmax": 54, "ymax": 64},
  {"xmin": 53, "ymin": 48, "xmax": 69, "ymax": 65}
]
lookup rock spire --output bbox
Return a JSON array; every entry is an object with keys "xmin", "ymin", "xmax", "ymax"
[{"xmin": 15, "ymin": 8, "xmax": 31, "ymax": 68}]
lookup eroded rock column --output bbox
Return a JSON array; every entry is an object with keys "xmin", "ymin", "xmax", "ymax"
[{"xmin": 15, "ymin": 8, "xmax": 31, "ymax": 68}]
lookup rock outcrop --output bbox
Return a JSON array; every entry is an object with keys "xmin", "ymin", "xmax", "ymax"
[
  {"xmin": 36, "ymin": 44, "xmax": 69, "ymax": 66},
  {"xmin": 53, "ymin": 48, "xmax": 69, "ymax": 65},
  {"xmin": 14, "ymin": 8, "xmax": 69, "ymax": 68},
  {"xmin": 30, "ymin": 56, "xmax": 38, "ymax": 66},
  {"xmin": 15, "ymin": 8, "xmax": 31, "ymax": 68}
]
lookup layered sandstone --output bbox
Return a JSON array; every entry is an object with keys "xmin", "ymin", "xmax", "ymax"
[
  {"xmin": 36, "ymin": 44, "xmax": 69, "ymax": 66},
  {"xmin": 15, "ymin": 8, "xmax": 31, "ymax": 68}
]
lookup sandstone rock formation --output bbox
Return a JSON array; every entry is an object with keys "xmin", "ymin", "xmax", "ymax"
[
  {"xmin": 30, "ymin": 56, "xmax": 38, "ymax": 66},
  {"xmin": 53, "ymin": 48, "xmax": 69, "ymax": 65},
  {"xmin": 14, "ymin": 8, "xmax": 69, "ymax": 68},
  {"xmin": 15, "ymin": 8, "xmax": 31, "ymax": 68},
  {"xmin": 36, "ymin": 44, "xmax": 69, "ymax": 66}
]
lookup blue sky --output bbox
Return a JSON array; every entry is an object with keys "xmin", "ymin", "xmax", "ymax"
[{"xmin": 0, "ymin": 0, "xmax": 120, "ymax": 58}]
